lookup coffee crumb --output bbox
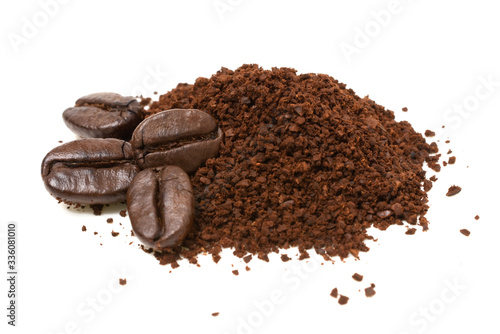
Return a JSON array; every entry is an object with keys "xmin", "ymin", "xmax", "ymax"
[
  {"xmin": 119, "ymin": 209, "xmax": 127, "ymax": 217},
  {"xmin": 446, "ymin": 185, "xmax": 462, "ymax": 197},
  {"xmin": 424, "ymin": 130, "xmax": 436, "ymax": 137},
  {"xmin": 245, "ymin": 266, "xmax": 251, "ymax": 271},
  {"xmin": 94, "ymin": 232, "xmax": 98, "ymax": 235},
  {"xmin": 111, "ymin": 231, "xmax": 119, "ymax": 237},
  {"xmin": 430, "ymin": 175, "xmax": 438, "ymax": 182},
  {"xmin": 445, "ymin": 140, "xmax": 450, "ymax": 143},
  {"xmin": 405, "ymin": 228, "xmax": 417, "ymax": 235},
  {"xmin": 119, "ymin": 278, "xmax": 127, "ymax": 286},
  {"xmin": 82, "ymin": 225, "xmax": 87, "ymax": 232},
  {"xmin": 90, "ymin": 204, "xmax": 103, "ymax": 215},
  {"xmin": 402, "ymin": 107, "xmax": 408, "ymax": 112},
  {"xmin": 243, "ymin": 254, "xmax": 252, "ymax": 263},
  {"xmin": 330, "ymin": 288, "xmax": 338, "ymax": 298},
  {"xmin": 338, "ymin": 295, "xmax": 349, "ymax": 305},
  {"xmin": 448, "ymin": 156, "xmax": 456, "ymax": 165},
  {"xmin": 352, "ymin": 273, "xmax": 363, "ymax": 282},
  {"xmin": 460, "ymin": 229, "xmax": 470, "ymax": 237},
  {"xmin": 365, "ymin": 286, "xmax": 376, "ymax": 297},
  {"xmin": 281, "ymin": 254, "xmax": 291, "ymax": 262},
  {"xmin": 131, "ymin": 230, "xmax": 135, "ymax": 237},
  {"xmin": 232, "ymin": 270, "xmax": 239, "ymax": 276},
  {"xmin": 474, "ymin": 215, "xmax": 480, "ymax": 220},
  {"xmin": 107, "ymin": 218, "xmax": 113, "ymax": 224},
  {"xmin": 171, "ymin": 261, "xmax": 180, "ymax": 269},
  {"xmin": 58, "ymin": 140, "xmax": 63, "ymax": 143},
  {"xmin": 212, "ymin": 312, "xmax": 219, "ymax": 317}
]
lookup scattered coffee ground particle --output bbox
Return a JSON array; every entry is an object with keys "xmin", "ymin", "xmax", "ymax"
[
  {"xmin": 447, "ymin": 149, "xmax": 452, "ymax": 154},
  {"xmin": 338, "ymin": 295, "xmax": 349, "ymax": 305},
  {"xmin": 119, "ymin": 209, "xmax": 127, "ymax": 217},
  {"xmin": 330, "ymin": 288, "xmax": 338, "ymax": 298},
  {"xmin": 94, "ymin": 232, "xmax": 98, "ymax": 235},
  {"xmin": 129, "ymin": 242, "xmax": 133, "ymax": 245},
  {"xmin": 442, "ymin": 125, "xmax": 445, "ymax": 128},
  {"xmin": 443, "ymin": 161, "xmax": 448, "ymax": 167},
  {"xmin": 119, "ymin": 278, "xmax": 127, "ymax": 285},
  {"xmin": 58, "ymin": 140, "xmax": 63, "ymax": 143},
  {"xmin": 430, "ymin": 175, "xmax": 438, "ymax": 182},
  {"xmin": 448, "ymin": 156, "xmax": 456, "ymax": 165},
  {"xmin": 146, "ymin": 64, "xmax": 438, "ymax": 266},
  {"xmin": 171, "ymin": 261, "xmax": 180, "ymax": 269},
  {"xmin": 352, "ymin": 273, "xmax": 363, "ymax": 282},
  {"xmin": 90, "ymin": 204, "xmax": 103, "ymax": 216},
  {"xmin": 446, "ymin": 185, "xmax": 462, "ymax": 197},
  {"xmin": 111, "ymin": 231, "xmax": 119, "ymax": 237},
  {"xmin": 365, "ymin": 286, "xmax": 376, "ymax": 297},
  {"xmin": 131, "ymin": 230, "xmax": 135, "ymax": 237},
  {"xmin": 232, "ymin": 270, "xmax": 239, "ymax": 276},
  {"xmin": 82, "ymin": 225, "xmax": 87, "ymax": 232},
  {"xmin": 212, "ymin": 312, "xmax": 219, "ymax": 317},
  {"xmin": 245, "ymin": 266, "xmax": 251, "ymax": 271},
  {"xmin": 281, "ymin": 254, "xmax": 291, "ymax": 262},
  {"xmin": 154, "ymin": 91, "xmax": 158, "ymax": 95},
  {"xmin": 107, "ymin": 218, "xmax": 113, "ymax": 224},
  {"xmin": 424, "ymin": 130, "xmax": 436, "ymax": 137},
  {"xmin": 402, "ymin": 107, "xmax": 408, "ymax": 112},
  {"xmin": 243, "ymin": 254, "xmax": 253, "ymax": 263},
  {"xmin": 445, "ymin": 140, "xmax": 450, "ymax": 144},
  {"xmin": 405, "ymin": 228, "xmax": 417, "ymax": 235},
  {"xmin": 475, "ymin": 215, "xmax": 480, "ymax": 220},
  {"xmin": 460, "ymin": 229, "xmax": 471, "ymax": 237}
]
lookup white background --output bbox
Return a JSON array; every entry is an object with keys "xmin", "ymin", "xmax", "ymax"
[{"xmin": 1, "ymin": 1, "xmax": 499, "ymax": 333}]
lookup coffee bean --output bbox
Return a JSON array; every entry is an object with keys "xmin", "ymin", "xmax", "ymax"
[
  {"xmin": 127, "ymin": 166, "xmax": 194, "ymax": 248},
  {"xmin": 41, "ymin": 138, "xmax": 139, "ymax": 204},
  {"xmin": 130, "ymin": 109, "xmax": 223, "ymax": 173},
  {"xmin": 63, "ymin": 92, "xmax": 142, "ymax": 140}
]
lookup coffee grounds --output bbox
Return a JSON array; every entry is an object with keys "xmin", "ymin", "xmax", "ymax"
[
  {"xmin": 146, "ymin": 64, "xmax": 438, "ymax": 265},
  {"xmin": 119, "ymin": 278, "xmax": 127, "ymax": 285},
  {"xmin": 111, "ymin": 231, "xmax": 119, "ymax": 237},
  {"xmin": 232, "ymin": 270, "xmax": 239, "ymax": 276},
  {"xmin": 330, "ymin": 288, "xmax": 338, "ymax": 298},
  {"xmin": 448, "ymin": 156, "xmax": 456, "ymax": 165},
  {"xmin": 474, "ymin": 215, "xmax": 480, "ymax": 220},
  {"xmin": 107, "ymin": 218, "xmax": 113, "ymax": 224},
  {"xmin": 365, "ymin": 286, "xmax": 376, "ymax": 297},
  {"xmin": 338, "ymin": 295, "xmax": 349, "ymax": 305},
  {"xmin": 460, "ymin": 229, "xmax": 470, "ymax": 237},
  {"xmin": 405, "ymin": 228, "xmax": 417, "ymax": 235},
  {"xmin": 352, "ymin": 273, "xmax": 363, "ymax": 282},
  {"xmin": 446, "ymin": 185, "xmax": 462, "ymax": 197},
  {"xmin": 212, "ymin": 312, "xmax": 219, "ymax": 317}
]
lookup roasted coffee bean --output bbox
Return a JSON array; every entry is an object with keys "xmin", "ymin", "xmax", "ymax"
[
  {"xmin": 63, "ymin": 92, "xmax": 143, "ymax": 140},
  {"xmin": 41, "ymin": 138, "xmax": 139, "ymax": 204},
  {"xmin": 127, "ymin": 165, "xmax": 194, "ymax": 249},
  {"xmin": 130, "ymin": 109, "xmax": 223, "ymax": 173}
]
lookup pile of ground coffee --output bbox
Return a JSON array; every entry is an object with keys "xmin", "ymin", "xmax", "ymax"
[{"xmin": 145, "ymin": 64, "xmax": 438, "ymax": 265}]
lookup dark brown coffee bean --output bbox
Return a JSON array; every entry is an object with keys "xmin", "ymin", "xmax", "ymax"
[
  {"xmin": 130, "ymin": 109, "xmax": 223, "ymax": 173},
  {"xmin": 63, "ymin": 92, "xmax": 142, "ymax": 140},
  {"xmin": 41, "ymin": 138, "xmax": 139, "ymax": 204},
  {"xmin": 127, "ymin": 166, "xmax": 194, "ymax": 248}
]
